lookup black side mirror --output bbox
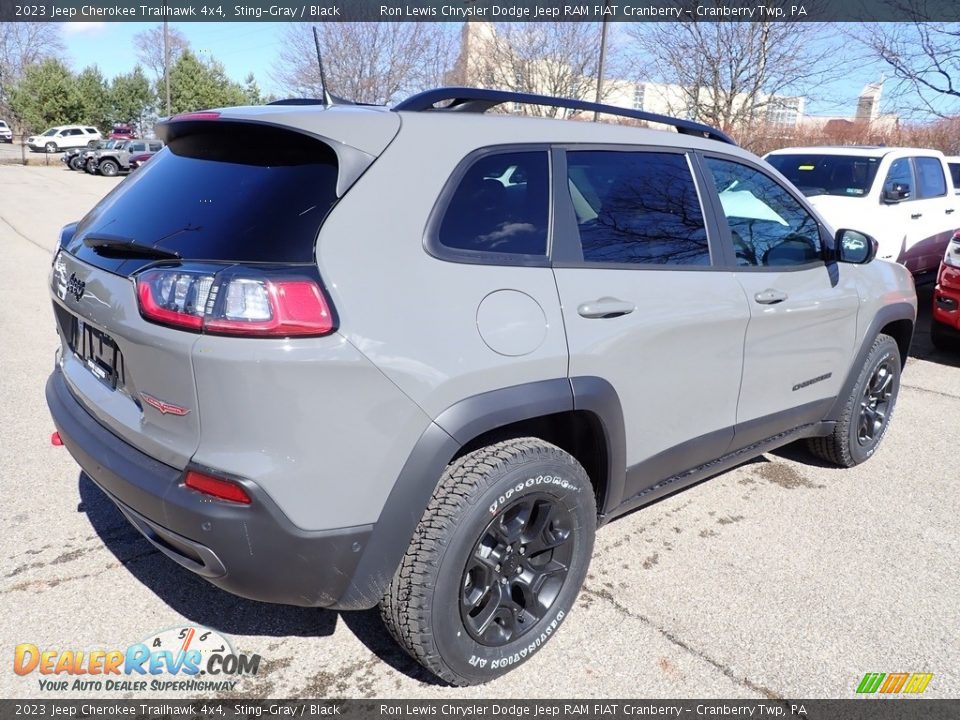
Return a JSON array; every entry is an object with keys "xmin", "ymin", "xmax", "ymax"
[
  {"xmin": 882, "ymin": 183, "xmax": 910, "ymax": 203},
  {"xmin": 835, "ymin": 229, "xmax": 877, "ymax": 264}
]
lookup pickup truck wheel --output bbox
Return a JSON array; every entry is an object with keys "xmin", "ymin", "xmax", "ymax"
[
  {"xmin": 69, "ymin": 155, "xmax": 83, "ymax": 171},
  {"xmin": 380, "ymin": 437, "xmax": 596, "ymax": 686},
  {"xmin": 808, "ymin": 334, "xmax": 901, "ymax": 467},
  {"xmin": 98, "ymin": 159, "xmax": 119, "ymax": 177},
  {"xmin": 930, "ymin": 321, "xmax": 957, "ymax": 351}
]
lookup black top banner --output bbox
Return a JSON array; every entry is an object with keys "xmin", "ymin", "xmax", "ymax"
[{"xmin": 4, "ymin": 0, "xmax": 960, "ymax": 22}]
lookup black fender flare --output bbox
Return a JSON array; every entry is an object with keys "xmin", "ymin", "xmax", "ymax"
[
  {"xmin": 825, "ymin": 301, "xmax": 915, "ymax": 422},
  {"xmin": 334, "ymin": 377, "xmax": 626, "ymax": 610}
]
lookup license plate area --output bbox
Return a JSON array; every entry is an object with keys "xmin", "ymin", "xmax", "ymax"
[{"xmin": 70, "ymin": 316, "xmax": 126, "ymax": 390}]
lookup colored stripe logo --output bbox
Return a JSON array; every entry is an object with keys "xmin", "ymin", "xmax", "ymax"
[{"xmin": 857, "ymin": 672, "xmax": 933, "ymax": 694}]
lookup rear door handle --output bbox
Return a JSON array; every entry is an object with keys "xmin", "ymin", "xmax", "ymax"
[
  {"xmin": 577, "ymin": 298, "xmax": 636, "ymax": 318},
  {"xmin": 947, "ymin": 208, "xmax": 955, "ymax": 214},
  {"xmin": 911, "ymin": 213, "xmax": 923, "ymax": 219},
  {"xmin": 754, "ymin": 289, "xmax": 788, "ymax": 305}
]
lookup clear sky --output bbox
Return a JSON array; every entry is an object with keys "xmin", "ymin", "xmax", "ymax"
[{"xmin": 58, "ymin": 21, "xmax": 917, "ymax": 119}]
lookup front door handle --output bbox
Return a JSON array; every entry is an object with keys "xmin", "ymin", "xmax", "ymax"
[
  {"xmin": 947, "ymin": 208, "xmax": 955, "ymax": 215},
  {"xmin": 754, "ymin": 288, "xmax": 788, "ymax": 305},
  {"xmin": 911, "ymin": 212, "xmax": 923, "ymax": 219},
  {"xmin": 577, "ymin": 297, "xmax": 636, "ymax": 319}
]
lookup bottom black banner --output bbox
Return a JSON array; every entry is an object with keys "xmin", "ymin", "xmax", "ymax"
[{"xmin": 2, "ymin": 700, "xmax": 958, "ymax": 720}]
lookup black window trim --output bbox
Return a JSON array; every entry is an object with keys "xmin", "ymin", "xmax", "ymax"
[
  {"xmin": 696, "ymin": 150, "xmax": 832, "ymax": 273},
  {"xmin": 423, "ymin": 143, "xmax": 554, "ymax": 268},
  {"xmin": 550, "ymin": 143, "xmax": 724, "ymax": 272}
]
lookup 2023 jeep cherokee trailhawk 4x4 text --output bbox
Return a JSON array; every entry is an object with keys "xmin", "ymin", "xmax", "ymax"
[{"xmin": 46, "ymin": 88, "xmax": 917, "ymax": 685}]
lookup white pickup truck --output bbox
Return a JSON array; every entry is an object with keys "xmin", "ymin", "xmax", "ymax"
[{"xmin": 766, "ymin": 146, "xmax": 960, "ymax": 274}]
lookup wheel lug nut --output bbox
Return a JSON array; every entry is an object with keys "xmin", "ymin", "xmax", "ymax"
[
  {"xmin": 495, "ymin": 564, "xmax": 501, "ymax": 572},
  {"xmin": 515, "ymin": 566, "xmax": 522, "ymax": 574},
  {"xmin": 519, "ymin": 547, "xmax": 525, "ymax": 555},
  {"xmin": 500, "ymin": 578, "xmax": 507, "ymax": 585}
]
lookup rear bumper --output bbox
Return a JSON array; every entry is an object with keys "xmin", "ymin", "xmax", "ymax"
[{"xmin": 46, "ymin": 368, "xmax": 373, "ymax": 608}]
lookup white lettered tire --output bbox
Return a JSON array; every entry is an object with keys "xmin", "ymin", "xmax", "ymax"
[{"xmin": 380, "ymin": 437, "xmax": 596, "ymax": 685}]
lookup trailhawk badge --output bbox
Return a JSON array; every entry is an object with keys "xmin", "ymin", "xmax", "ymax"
[{"xmin": 140, "ymin": 393, "xmax": 190, "ymax": 416}]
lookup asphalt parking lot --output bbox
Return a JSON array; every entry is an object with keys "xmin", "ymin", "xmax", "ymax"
[{"xmin": 1, "ymin": 164, "xmax": 958, "ymax": 700}]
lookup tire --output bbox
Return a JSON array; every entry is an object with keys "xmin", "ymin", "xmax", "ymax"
[
  {"xmin": 45, "ymin": 142, "xmax": 58, "ymax": 153},
  {"xmin": 99, "ymin": 159, "xmax": 119, "ymax": 177},
  {"xmin": 69, "ymin": 155, "xmax": 83, "ymax": 171},
  {"xmin": 380, "ymin": 437, "xmax": 596, "ymax": 686},
  {"xmin": 808, "ymin": 334, "xmax": 901, "ymax": 467}
]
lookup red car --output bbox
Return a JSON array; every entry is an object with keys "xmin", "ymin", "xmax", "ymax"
[
  {"xmin": 109, "ymin": 123, "xmax": 137, "ymax": 140},
  {"xmin": 128, "ymin": 152, "xmax": 154, "ymax": 171},
  {"xmin": 932, "ymin": 230, "xmax": 960, "ymax": 349}
]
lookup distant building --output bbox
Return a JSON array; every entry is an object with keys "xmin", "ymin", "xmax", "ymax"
[
  {"xmin": 450, "ymin": 24, "xmax": 891, "ymax": 133},
  {"xmin": 800, "ymin": 80, "xmax": 899, "ymax": 131}
]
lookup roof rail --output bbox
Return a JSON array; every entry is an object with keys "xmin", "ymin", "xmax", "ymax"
[
  {"xmin": 267, "ymin": 95, "xmax": 360, "ymax": 106},
  {"xmin": 268, "ymin": 98, "xmax": 326, "ymax": 106},
  {"xmin": 393, "ymin": 87, "xmax": 735, "ymax": 146}
]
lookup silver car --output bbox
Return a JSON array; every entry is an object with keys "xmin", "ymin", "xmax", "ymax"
[{"xmin": 46, "ymin": 88, "xmax": 917, "ymax": 686}]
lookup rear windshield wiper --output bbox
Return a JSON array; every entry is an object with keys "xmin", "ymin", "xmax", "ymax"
[{"xmin": 83, "ymin": 234, "xmax": 180, "ymax": 260}]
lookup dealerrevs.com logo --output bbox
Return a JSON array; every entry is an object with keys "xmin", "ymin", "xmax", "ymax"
[{"xmin": 14, "ymin": 626, "xmax": 262, "ymax": 693}]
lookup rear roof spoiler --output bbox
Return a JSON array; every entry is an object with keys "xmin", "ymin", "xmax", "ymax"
[{"xmin": 155, "ymin": 114, "xmax": 378, "ymax": 197}]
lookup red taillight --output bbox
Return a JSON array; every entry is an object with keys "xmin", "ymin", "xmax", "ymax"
[
  {"xmin": 137, "ymin": 269, "xmax": 208, "ymax": 330},
  {"xmin": 135, "ymin": 266, "xmax": 335, "ymax": 337},
  {"xmin": 204, "ymin": 278, "xmax": 333, "ymax": 336},
  {"xmin": 184, "ymin": 470, "xmax": 251, "ymax": 504}
]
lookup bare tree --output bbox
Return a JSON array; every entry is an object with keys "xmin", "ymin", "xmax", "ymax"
[
  {"xmin": 626, "ymin": 15, "xmax": 844, "ymax": 131},
  {"xmin": 133, "ymin": 25, "xmax": 190, "ymax": 82},
  {"xmin": 455, "ymin": 22, "xmax": 615, "ymax": 118},
  {"xmin": 857, "ymin": 20, "xmax": 960, "ymax": 117},
  {"xmin": 273, "ymin": 23, "xmax": 457, "ymax": 105},
  {"xmin": 0, "ymin": 22, "xmax": 64, "ymax": 117}
]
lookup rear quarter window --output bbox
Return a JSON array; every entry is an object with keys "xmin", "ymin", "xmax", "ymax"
[
  {"xmin": 915, "ymin": 157, "xmax": 947, "ymax": 198},
  {"xmin": 433, "ymin": 150, "xmax": 550, "ymax": 263}
]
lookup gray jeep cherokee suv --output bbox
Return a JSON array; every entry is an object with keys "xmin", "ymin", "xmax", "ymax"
[{"xmin": 46, "ymin": 88, "xmax": 917, "ymax": 685}]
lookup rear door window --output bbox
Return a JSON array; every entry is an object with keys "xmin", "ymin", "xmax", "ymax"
[
  {"xmin": 564, "ymin": 150, "xmax": 710, "ymax": 266},
  {"xmin": 435, "ymin": 150, "xmax": 550, "ymax": 260},
  {"xmin": 67, "ymin": 124, "xmax": 341, "ymax": 275},
  {"xmin": 915, "ymin": 157, "xmax": 947, "ymax": 198}
]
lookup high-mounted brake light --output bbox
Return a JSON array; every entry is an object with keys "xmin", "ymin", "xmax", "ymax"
[
  {"xmin": 184, "ymin": 470, "xmax": 251, "ymax": 504},
  {"xmin": 171, "ymin": 111, "xmax": 221, "ymax": 122},
  {"xmin": 135, "ymin": 266, "xmax": 335, "ymax": 337}
]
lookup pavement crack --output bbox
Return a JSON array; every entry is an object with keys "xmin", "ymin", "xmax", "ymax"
[
  {"xmin": 581, "ymin": 585, "xmax": 782, "ymax": 700},
  {"xmin": 901, "ymin": 383, "xmax": 960, "ymax": 401},
  {"xmin": 0, "ymin": 214, "xmax": 53, "ymax": 256}
]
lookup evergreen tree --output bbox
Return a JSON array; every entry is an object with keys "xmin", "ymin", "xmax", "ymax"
[
  {"xmin": 76, "ymin": 65, "xmax": 111, "ymax": 132},
  {"xmin": 8, "ymin": 58, "xmax": 82, "ymax": 132},
  {"xmin": 111, "ymin": 65, "xmax": 154, "ymax": 131}
]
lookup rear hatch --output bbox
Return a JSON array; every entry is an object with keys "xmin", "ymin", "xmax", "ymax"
[{"xmin": 51, "ymin": 109, "xmax": 399, "ymax": 468}]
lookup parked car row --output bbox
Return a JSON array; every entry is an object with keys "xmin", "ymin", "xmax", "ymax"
[{"xmin": 61, "ymin": 138, "xmax": 164, "ymax": 176}]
